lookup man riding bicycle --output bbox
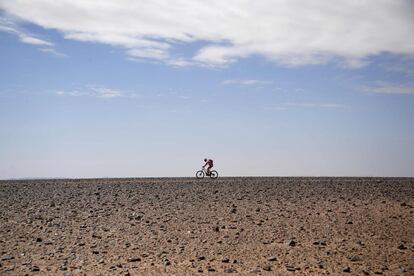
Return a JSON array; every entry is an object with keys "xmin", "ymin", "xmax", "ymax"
[{"xmin": 203, "ymin": 158, "xmax": 214, "ymax": 176}]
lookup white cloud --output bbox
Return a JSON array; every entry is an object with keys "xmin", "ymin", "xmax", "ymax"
[
  {"xmin": 0, "ymin": 14, "xmax": 60, "ymax": 53},
  {"xmin": 363, "ymin": 82, "xmax": 414, "ymax": 95},
  {"xmin": 381, "ymin": 59, "xmax": 414, "ymax": 77},
  {"xmin": 1, "ymin": 1, "xmax": 413, "ymax": 67},
  {"xmin": 222, "ymin": 79, "xmax": 273, "ymax": 86},
  {"xmin": 285, "ymin": 102, "xmax": 348, "ymax": 108},
  {"xmin": 56, "ymin": 86, "xmax": 123, "ymax": 98},
  {"xmin": 19, "ymin": 34, "xmax": 52, "ymax": 46},
  {"xmin": 39, "ymin": 47, "xmax": 66, "ymax": 57}
]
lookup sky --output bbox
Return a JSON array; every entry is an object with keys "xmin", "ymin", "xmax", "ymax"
[{"xmin": 0, "ymin": 0, "xmax": 414, "ymax": 178}]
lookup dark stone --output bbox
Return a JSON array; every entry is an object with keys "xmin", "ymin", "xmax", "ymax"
[
  {"xmin": 350, "ymin": 255, "xmax": 362, "ymax": 262},
  {"xmin": 262, "ymin": 265, "xmax": 272, "ymax": 271},
  {"xmin": 267, "ymin": 256, "xmax": 277, "ymax": 261},
  {"xmin": 343, "ymin": 267, "xmax": 351, "ymax": 273},
  {"xmin": 162, "ymin": 258, "xmax": 171, "ymax": 266},
  {"xmin": 222, "ymin": 258, "xmax": 230, "ymax": 263},
  {"xmin": 286, "ymin": 265, "xmax": 297, "ymax": 272},
  {"xmin": 287, "ymin": 240, "xmax": 296, "ymax": 246},
  {"xmin": 397, "ymin": 244, "xmax": 407, "ymax": 250},
  {"xmin": 36, "ymin": 238, "xmax": 42, "ymax": 242},
  {"xmin": 1, "ymin": 256, "xmax": 14, "ymax": 261},
  {"xmin": 224, "ymin": 268, "xmax": 236, "ymax": 273},
  {"xmin": 127, "ymin": 257, "xmax": 141, "ymax": 262}
]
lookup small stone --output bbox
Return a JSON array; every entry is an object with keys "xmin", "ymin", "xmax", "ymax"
[
  {"xmin": 287, "ymin": 240, "xmax": 296, "ymax": 246},
  {"xmin": 36, "ymin": 238, "xmax": 42, "ymax": 242},
  {"xmin": 263, "ymin": 265, "xmax": 272, "ymax": 271},
  {"xmin": 267, "ymin": 256, "xmax": 277, "ymax": 261},
  {"xmin": 197, "ymin": 268, "xmax": 203, "ymax": 273},
  {"xmin": 162, "ymin": 258, "xmax": 171, "ymax": 266},
  {"xmin": 343, "ymin": 267, "xmax": 351, "ymax": 273},
  {"xmin": 286, "ymin": 265, "xmax": 296, "ymax": 272},
  {"xmin": 31, "ymin": 265, "xmax": 40, "ymax": 272},
  {"xmin": 313, "ymin": 241, "xmax": 327, "ymax": 246},
  {"xmin": 222, "ymin": 258, "xmax": 230, "ymax": 263},
  {"xmin": 207, "ymin": 267, "xmax": 215, "ymax": 272},
  {"xmin": 127, "ymin": 257, "xmax": 141, "ymax": 262},
  {"xmin": 350, "ymin": 255, "xmax": 362, "ymax": 262},
  {"xmin": 397, "ymin": 244, "xmax": 407, "ymax": 250},
  {"xmin": 1, "ymin": 256, "xmax": 14, "ymax": 261},
  {"xmin": 197, "ymin": 256, "xmax": 205, "ymax": 261},
  {"xmin": 224, "ymin": 268, "xmax": 236, "ymax": 273},
  {"xmin": 400, "ymin": 202, "xmax": 407, "ymax": 207}
]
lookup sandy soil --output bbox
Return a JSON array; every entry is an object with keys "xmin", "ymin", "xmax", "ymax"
[{"xmin": 0, "ymin": 177, "xmax": 413, "ymax": 275}]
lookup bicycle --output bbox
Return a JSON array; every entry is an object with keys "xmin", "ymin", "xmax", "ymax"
[{"xmin": 196, "ymin": 167, "xmax": 218, "ymax": 179}]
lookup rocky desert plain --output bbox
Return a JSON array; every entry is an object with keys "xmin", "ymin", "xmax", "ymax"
[{"xmin": 0, "ymin": 177, "xmax": 413, "ymax": 275}]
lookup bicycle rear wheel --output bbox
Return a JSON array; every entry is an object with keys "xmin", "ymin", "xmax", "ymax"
[
  {"xmin": 210, "ymin": 170, "xmax": 218, "ymax": 179},
  {"xmin": 196, "ymin": 170, "xmax": 205, "ymax": 179}
]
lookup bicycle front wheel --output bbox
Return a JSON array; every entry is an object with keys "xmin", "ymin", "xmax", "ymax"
[
  {"xmin": 196, "ymin": 170, "xmax": 205, "ymax": 179},
  {"xmin": 210, "ymin": 170, "xmax": 218, "ymax": 179}
]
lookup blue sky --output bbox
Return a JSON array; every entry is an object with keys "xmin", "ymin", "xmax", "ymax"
[{"xmin": 1, "ymin": 1, "xmax": 414, "ymax": 178}]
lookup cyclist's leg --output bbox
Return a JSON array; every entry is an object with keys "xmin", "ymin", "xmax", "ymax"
[{"xmin": 207, "ymin": 165, "xmax": 212, "ymax": 175}]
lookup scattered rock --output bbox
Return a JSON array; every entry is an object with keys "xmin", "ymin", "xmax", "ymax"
[
  {"xmin": 262, "ymin": 265, "xmax": 272, "ymax": 271},
  {"xmin": 1, "ymin": 256, "xmax": 14, "ymax": 261},
  {"xmin": 162, "ymin": 258, "xmax": 171, "ymax": 266},
  {"xmin": 350, "ymin": 255, "xmax": 362, "ymax": 262},
  {"xmin": 31, "ymin": 265, "xmax": 40, "ymax": 272},
  {"xmin": 222, "ymin": 258, "xmax": 230, "ymax": 263},
  {"xmin": 343, "ymin": 267, "xmax": 351, "ymax": 273},
  {"xmin": 36, "ymin": 238, "xmax": 42, "ymax": 242},
  {"xmin": 287, "ymin": 240, "xmax": 296, "ymax": 246},
  {"xmin": 127, "ymin": 257, "xmax": 141, "ymax": 262},
  {"xmin": 267, "ymin": 256, "xmax": 277, "ymax": 261},
  {"xmin": 286, "ymin": 265, "xmax": 298, "ymax": 272},
  {"xmin": 207, "ymin": 266, "xmax": 215, "ymax": 272},
  {"xmin": 397, "ymin": 244, "xmax": 407, "ymax": 250},
  {"xmin": 224, "ymin": 268, "xmax": 236, "ymax": 273}
]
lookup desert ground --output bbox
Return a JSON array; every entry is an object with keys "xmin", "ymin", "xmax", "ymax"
[{"xmin": 0, "ymin": 177, "xmax": 413, "ymax": 275}]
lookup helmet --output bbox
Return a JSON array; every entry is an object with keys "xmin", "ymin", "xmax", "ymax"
[{"xmin": 204, "ymin": 158, "xmax": 207, "ymax": 162}]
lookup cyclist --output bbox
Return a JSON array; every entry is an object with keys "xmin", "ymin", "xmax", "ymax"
[{"xmin": 203, "ymin": 158, "xmax": 214, "ymax": 176}]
